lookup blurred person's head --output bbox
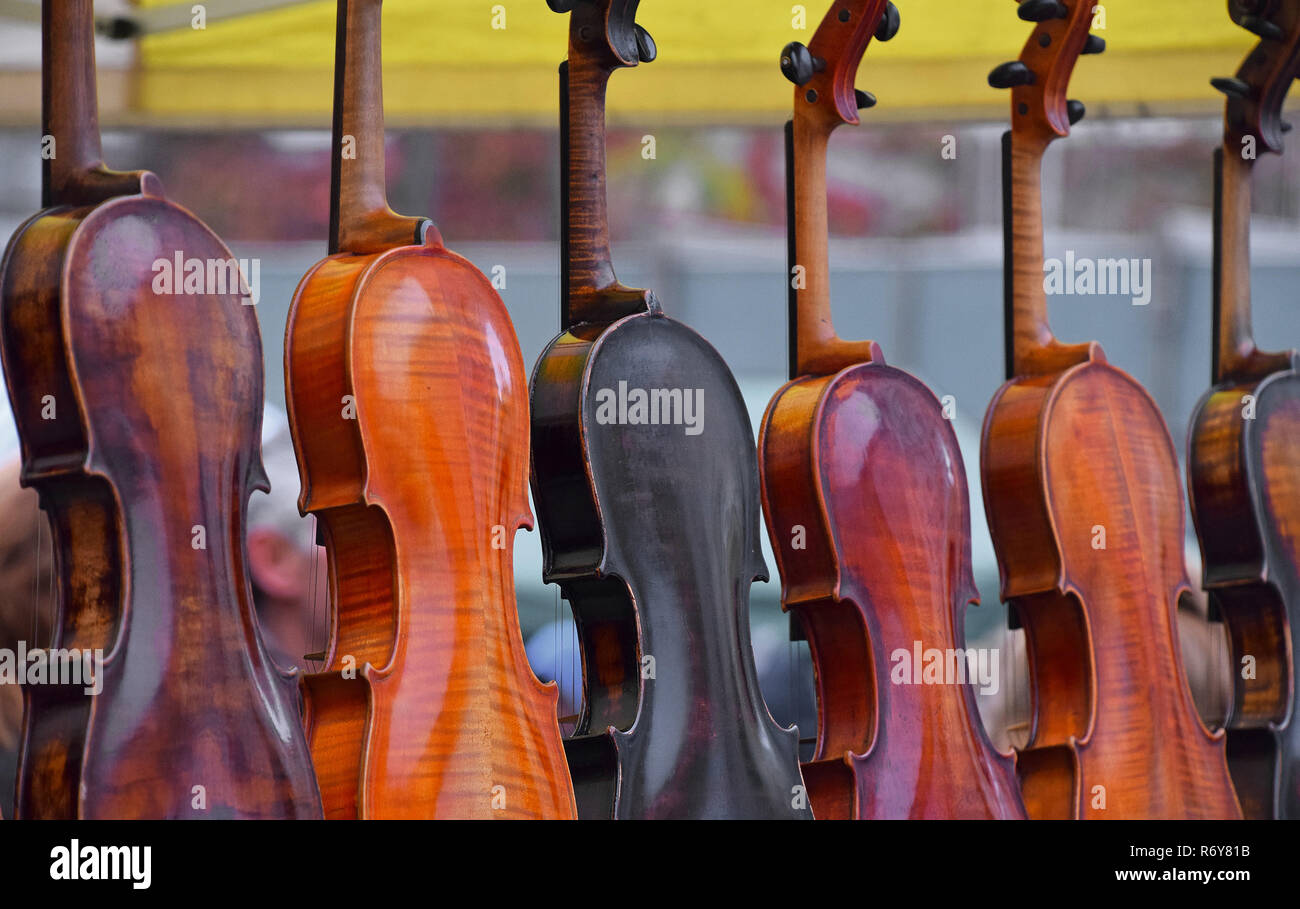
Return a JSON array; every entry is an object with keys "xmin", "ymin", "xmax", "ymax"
[{"xmin": 247, "ymin": 405, "xmax": 328, "ymax": 672}]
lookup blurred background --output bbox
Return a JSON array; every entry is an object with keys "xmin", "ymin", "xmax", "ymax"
[{"xmin": 1, "ymin": 0, "xmax": 1297, "ymax": 804}]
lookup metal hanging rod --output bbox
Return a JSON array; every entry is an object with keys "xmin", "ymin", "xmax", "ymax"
[{"xmin": 0, "ymin": 0, "xmax": 321, "ymax": 38}]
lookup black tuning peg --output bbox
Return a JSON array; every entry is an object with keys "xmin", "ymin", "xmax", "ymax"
[
  {"xmin": 1066, "ymin": 99, "xmax": 1086, "ymax": 125},
  {"xmin": 96, "ymin": 16, "xmax": 140, "ymax": 40},
  {"xmin": 1018, "ymin": 0, "xmax": 1068, "ymax": 22},
  {"xmin": 1082, "ymin": 34, "xmax": 1106, "ymax": 55},
  {"xmin": 875, "ymin": 1, "xmax": 901, "ymax": 41},
  {"xmin": 855, "ymin": 89, "xmax": 877, "ymax": 110},
  {"xmin": 545, "ymin": 0, "xmax": 573, "ymax": 12},
  {"xmin": 1241, "ymin": 15, "xmax": 1284, "ymax": 41},
  {"xmin": 1283, "ymin": 122, "xmax": 1294, "ymax": 133},
  {"xmin": 1211, "ymin": 77, "xmax": 1253, "ymax": 98},
  {"xmin": 988, "ymin": 61, "xmax": 1035, "ymax": 89},
  {"xmin": 780, "ymin": 42, "xmax": 825, "ymax": 86},
  {"xmin": 634, "ymin": 24, "xmax": 656, "ymax": 62}
]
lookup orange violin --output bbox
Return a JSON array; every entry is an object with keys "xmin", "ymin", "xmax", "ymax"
[{"xmin": 284, "ymin": 0, "xmax": 575, "ymax": 819}]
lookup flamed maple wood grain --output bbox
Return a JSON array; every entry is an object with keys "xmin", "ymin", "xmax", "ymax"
[
  {"xmin": 983, "ymin": 0, "xmax": 1240, "ymax": 819},
  {"xmin": 284, "ymin": 0, "xmax": 575, "ymax": 819}
]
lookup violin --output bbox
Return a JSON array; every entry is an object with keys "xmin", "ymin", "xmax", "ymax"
[
  {"xmin": 531, "ymin": 0, "xmax": 810, "ymax": 819},
  {"xmin": 284, "ymin": 0, "xmax": 575, "ymax": 819},
  {"xmin": 759, "ymin": 0, "xmax": 1026, "ymax": 820},
  {"xmin": 1188, "ymin": 0, "xmax": 1300, "ymax": 819},
  {"xmin": 0, "ymin": 0, "xmax": 320, "ymax": 818},
  {"xmin": 981, "ymin": 0, "xmax": 1241, "ymax": 819}
]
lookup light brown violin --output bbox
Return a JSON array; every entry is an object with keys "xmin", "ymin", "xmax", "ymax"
[{"xmin": 981, "ymin": 0, "xmax": 1241, "ymax": 819}]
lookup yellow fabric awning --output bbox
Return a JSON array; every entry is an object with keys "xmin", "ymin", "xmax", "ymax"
[{"xmin": 121, "ymin": 2, "xmax": 1275, "ymax": 123}]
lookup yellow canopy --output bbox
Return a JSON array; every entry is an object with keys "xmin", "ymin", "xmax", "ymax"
[{"xmin": 128, "ymin": 1, "xmax": 1259, "ymax": 124}]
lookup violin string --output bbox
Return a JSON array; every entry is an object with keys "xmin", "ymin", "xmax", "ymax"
[
  {"xmin": 44, "ymin": 516, "xmax": 53, "ymax": 649},
  {"xmin": 1012, "ymin": 611, "xmax": 1019, "ymax": 747},
  {"xmin": 1216, "ymin": 603, "xmax": 1227, "ymax": 728},
  {"xmin": 1006, "ymin": 605, "xmax": 1021, "ymax": 750},
  {"xmin": 30, "ymin": 506, "xmax": 40, "ymax": 649},
  {"xmin": 1203, "ymin": 603, "xmax": 1213, "ymax": 725},
  {"xmin": 788, "ymin": 628, "xmax": 796, "ymax": 746},
  {"xmin": 309, "ymin": 515, "xmax": 321, "ymax": 672},
  {"xmin": 1216, "ymin": 611, "xmax": 1227, "ymax": 723},
  {"xmin": 554, "ymin": 585, "xmax": 562, "ymax": 732}
]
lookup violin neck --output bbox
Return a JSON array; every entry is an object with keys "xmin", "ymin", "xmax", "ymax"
[
  {"xmin": 42, "ymin": 0, "xmax": 147, "ymax": 207},
  {"xmin": 1214, "ymin": 143, "xmax": 1258, "ymax": 384},
  {"xmin": 1003, "ymin": 129, "xmax": 1059, "ymax": 379},
  {"xmin": 785, "ymin": 121, "xmax": 799, "ymax": 381},
  {"xmin": 330, "ymin": 0, "xmax": 427, "ymax": 256},
  {"xmin": 787, "ymin": 115, "xmax": 834, "ymax": 379},
  {"xmin": 1212, "ymin": 140, "xmax": 1299, "ymax": 383},
  {"xmin": 42, "ymin": 0, "xmax": 100, "ymax": 207},
  {"xmin": 560, "ymin": 54, "xmax": 624, "ymax": 328},
  {"xmin": 785, "ymin": 111, "xmax": 881, "ymax": 377}
]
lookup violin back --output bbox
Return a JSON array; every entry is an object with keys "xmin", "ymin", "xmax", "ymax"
[
  {"xmin": 2, "ymin": 194, "xmax": 322, "ymax": 818},
  {"xmin": 762, "ymin": 363, "xmax": 1025, "ymax": 819},
  {"xmin": 983, "ymin": 358, "xmax": 1241, "ymax": 819},
  {"xmin": 532, "ymin": 312, "xmax": 809, "ymax": 819},
  {"xmin": 288, "ymin": 241, "xmax": 576, "ymax": 819}
]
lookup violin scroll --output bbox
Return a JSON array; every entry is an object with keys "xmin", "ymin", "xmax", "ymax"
[
  {"xmin": 551, "ymin": 0, "xmax": 655, "ymax": 70},
  {"xmin": 989, "ymin": 0, "xmax": 1101, "ymax": 142},
  {"xmin": 1216, "ymin": 0, "xmax": 1300, "ymax": 154},
  {"xmin": 785, "ymin": 0, "xmax": 898, "ymax": 129}
]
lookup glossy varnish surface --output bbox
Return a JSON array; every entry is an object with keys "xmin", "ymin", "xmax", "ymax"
[
  {"xmin": 759, "ymin": 0, "xmax": 1024, "ymax": 819},
  {"xmin": 1, "ymin": 0, "xmax": 320, "ymax": 818},
  {"xmin": 285, "ymin": 0, "xmax": 574, "ymax": 819},
  {"xmin": 981, "ymin": 1, "xmax": 1240, "ymax": 819}
]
